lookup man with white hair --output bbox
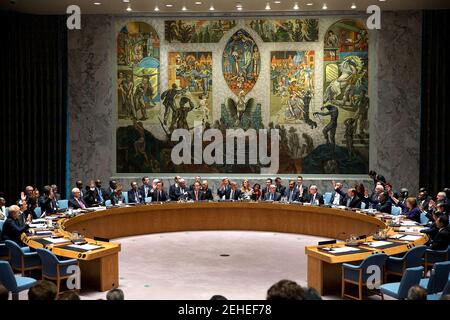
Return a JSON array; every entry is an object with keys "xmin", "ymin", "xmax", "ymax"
[
  {"xmin": 263, "ymin": 184, "xmax": 281, "ymax": 201},
  {"xmin": 369, "ymin": 184, "xmax": 384, "ymax": 205},
  {"xmin": 1, "ymin": 205, "xmax": 30, "ymax": 245},
  {"xmin": 68, "ymin": 188, "xmax": 87, "ymax": 209},
  {"xmin": 302, "ymin": 185, "xmax": 324, "ymax": 205}
]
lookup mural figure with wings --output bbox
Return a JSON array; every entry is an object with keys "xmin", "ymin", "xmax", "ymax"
[{"xmin": 224, "ymin": 90, "xmax": 258, "ymax": 127}]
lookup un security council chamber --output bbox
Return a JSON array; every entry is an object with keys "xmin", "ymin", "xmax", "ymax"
[{"xmin": 0, "ymin": 0, "xmax": 450, "ymax": 306}]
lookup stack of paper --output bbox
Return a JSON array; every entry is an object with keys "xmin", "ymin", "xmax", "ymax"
[
  {"xmin": 400, "ymin": 235, "xmax": 423, "ymax": 241},
  {"xmin": 67, "ymin": 243, "xmax": 102, "ymax": 251},
  {"xmin": 367, "ymin": 241, "xmax": 392, "ymax": 247},
  {"xmin": 42, "ymin": 237, "xmax": 70, "ymax": 244},
  {"xmin": 330, "ymin": 246, "xmax": 360, "ymax": 253}
]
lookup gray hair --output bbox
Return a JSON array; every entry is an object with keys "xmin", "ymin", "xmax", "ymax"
[{"xmin": 106, "ymin": 288, "xmax": 124, "ymax": 300}]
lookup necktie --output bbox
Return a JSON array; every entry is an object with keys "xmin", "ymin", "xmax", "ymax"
[
  {"xmin": 270, "ymin": 193, "xmax": 273, "ymax": 201},
  {"xmin": 347, "ymin": 197, "xmax": 351, "ymax": 207},
  {"xmin": 289, "ymin": 190, "xmax": 293, "ymax": 202},
  {"xmin": 195, "ymin": 191, "xmax": 198, "ymax": 201},
  {"xmin": 98, "ymin": 188, "xmax": 103, "ymax": 203},
  {"xmin": 135, "ymin": 191, "xmax": 139, "ymax": 202},
  {"xmin": 311, "ymin": 195, "xmax": 314, "ymax": 204},
  {"xmin": 230, "ymin": 191, "xmax": 233, "ymax": 200},
  {"xmin": 78, "ymin": 198, "xmax": 85, "ymax": 209}
]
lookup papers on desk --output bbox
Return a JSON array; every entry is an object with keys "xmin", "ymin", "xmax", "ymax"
[
  {"xmin": 400, "ymin": 220, "xmax": 419, "ymax": 226},
  {"xmin": 32, "ymin": 219, "xmax": 47, "ymax": 224},
  {"xmin": 398, "ymin": 226, "xmax": 425, "ymax": 233},
  {"xmin": 389, "ymin": 234, "xmax": 405, "ymax": 240},
  {"xmin": 329, "ymin": 246, "xmax": 360, "ymax": 253},
  {"xmin": 35, "ymin": 230, "xmax": 53, "ymax": 236},
  {"xmin": 67, "ymin": 244, "xmax": 102, "ymax": 251},
  {"xmin": 29, "ymin": 223, "xmax": 47, "ymax": 228},
  {"xmin": 399, "ymin": 235, "xmax": 423, "ymax": 242},
  {"xmin": 367, "ymin": 241, "xmax": 393, "ymax": 248},
  {"xmin": 42, "ymin": 237, "xmax": 70, "ymax": 244}
]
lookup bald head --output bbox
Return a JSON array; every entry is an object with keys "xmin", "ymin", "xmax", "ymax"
[{"xmin": 8, "ymin": 205, "xmax": 20, "ymax": 219}]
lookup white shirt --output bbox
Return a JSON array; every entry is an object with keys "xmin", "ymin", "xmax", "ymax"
[{"xmin": 332, "ymin": 192, "xmax": 342, "ymax": 205}]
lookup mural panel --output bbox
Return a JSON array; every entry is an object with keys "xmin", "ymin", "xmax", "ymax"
[
  {"xmin": 222, "ymin": 29, "xmax": 260, "ymax": 96},
  {"xmin": 165, "ymin": 20, "xmax": 237, "ymax": 43},
  {"xmin": 247, "ymin": 19, "xmax": 319, "ymax": 42}
]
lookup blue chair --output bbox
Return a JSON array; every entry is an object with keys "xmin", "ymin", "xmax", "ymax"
[
  {"xmin": 427, "ymin": 275, "xmax": 450, "ymax": 300},
  {"xmin": 323, "ymin": 192, "xmax": 332, "ymax": 205},
  {"xmin": 5, "ymin": 240, "xmax": 41, "ymax": 276},
  {"xmin": 360, "ymin": 202, "xmax": 366, "ymax": 209},
  {"xmin": 57, "ymin": 200, "xmax": 69, "ymax": 210},
  {"xmin": 380, "ymin": 266, "xmax": 424, "ymax": 300},
  {"xmin": 144, "ymin": 197, "xmax": 152, "ymax": 204},
  {"xmin": 0, "ymin": 219, "xmax": 4, "ymax": 232},
  {"xmin": 36, "ymin": 248, "xmax": 79, "ymax": 295},
  {"xmin": 34, "ymin": 207, "xmax": 42, "ymax": 218},
  {"xmin": 420, "ymin": 212, "xmax": 429, "ymax": 225},
  {"xmin": 105, "ymin": 200, "xmax": 112, "ymax": 207},
  {"xmin": 391, "ymin": 206, "xmax": 402, "ymax": 215},
  {"xmin": 342, "ymin": 253, "xmax": 388, "ymax": 300},
  {"xmin": 424, "ymin": 244, "xmax": 450, "ymax": 274},
  {"xmin": 0, "ymin": 260, "xmax": 37, "ymax": 300},
  {"xmin": 420, "ymin": 261, "xmax": 450, "ymax": 294},
  {"xmin": 122, "ymin": 192, "xmax": 128, "ymax": 204},
  {"xmin": 385, "ymin": 245, "xmax": 427, "ymax": 280}
]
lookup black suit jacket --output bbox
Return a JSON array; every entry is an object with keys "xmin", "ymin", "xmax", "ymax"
[
  {"xmin": 187, "ymin": 190, "xmax": 206, "ymax": 201},
  {"xmin": 83, "ymin": 190, "xmax": 99, "ymax": 207},
  {"xmin": 301, "ymin": 193, "xmax": 324, "ymax": 205},
  {"xmin": 336, "ymin": 189, "xmax": 361, "ymax": 208},
  {"xmin": 127, "ymin": 189, "xmax": 143, "ymax": 204},
  {"xmin": 431, "ymin": 226, "xmax": 450, "ymax": 250},
  {"xmin": 227, "ymin": 189, "xmax": 241, "ymax": 200},
  {"xmin": 295, "ymin": 185, "xmax": 308, "ymax": 197},
  {"xmin": 264, "ymin": 192, "xmax": 282, "ymax": 201},
  {"xmin": 217, "ymin": 185, "xmax": 231, "ymax": 199},
  {"xmin": 169, "ymin": 184, "xmax": 180, "ymax": 201},
  {"xmin": 151, "ymin": 190, "xmax": 168, "ymax": 202},
  {"xmin": 201, "ymin": 188, "xmax": 214, "ymax": 200},
  {"xmin": 138, "ymin": 185, "xmax": 152, "ymax": 200},
  {"xmin": 330, "ymin": 189, "xmax": 345, "ymax": 205},
  {"xmin": 276, "ymin": 185, "xmax": 286, "ymax": 197},
  {"xmin": 376, "ymin": 200, "xmax": 392, "ymax": 214},
  {"xmin": 285, "ymin": 188, "xmax": 300, "ymax": 202},
  {"xmin": 1, "ymin": 217, "xmax": 30, "ymax": 245},
  {"xmin": 69, "ymin": 197, "xmax": 87, "ymax": 209},
  {"xmin": 95, "ymin": 187, "xmax": 107, "ymax": 204},
  {"xmin": 39, "ymin": 196, "xmax": 59, "ymax": 214}
]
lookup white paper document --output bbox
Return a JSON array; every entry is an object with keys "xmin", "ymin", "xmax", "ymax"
[
  {"xmin": 400, "ymin": 235, "xmax": 423, "ymax": 241},
  {"xmin": 67, "ymin": 244, "xmax": 102, "ymax": 251},
  {"xmin": 400, "ymin": 221, "xmax": 419, "ymax": 226},
  {"xmin": 32, "ymin": 219, "xmax": 47, "ymax": 224},
  {"xmin": 389, "ymin": 234, "xmax": 405, "ymax": 239},
  {"xmin": 330, "ymin": 246, "xmax": 360, "ymax": 253},
  {"xmin": 367, "ymin": 241, "xmax": 392, "ymax": 247},
  {"xmin": 43, "ymin": 237, "xmax": 70, "ymax": 244},
  {"xmin": 29, "ymin": 223, "xmax": 47, "ymax": 228}
]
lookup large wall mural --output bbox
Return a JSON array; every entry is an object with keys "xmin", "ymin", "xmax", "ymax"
[
  {"xmin": 247, "ymin": 19, "xmax": 319, "ymax": 42},
  {"xmin": 165, "ymin": 20, "xmax": 237, "ymax": 43},
  {"xmin": 115, "ymin": 18, "xmax": 369, "ymax": 174}
]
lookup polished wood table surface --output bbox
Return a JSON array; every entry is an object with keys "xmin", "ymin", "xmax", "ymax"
[{"xmin": 22, "ymin": 202, "xmax": 428, "ymax": 295}]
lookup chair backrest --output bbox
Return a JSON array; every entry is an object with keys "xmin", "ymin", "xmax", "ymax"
[
  {"xmin": 391, "ymin": 206, "xmax": 402, "ymax": 215},
  {"xmin": 397, "ymin": 266, "xmax": 424, "ymax": 299},
  {"xmin": 5, "ymin": 240, "xmax": 25, "ymax": 268},
  {"xmin": 420, "ymin": 212, "xmax": 429, "ymax": 225},
  {"xmin": 57, "ymin": 200, "xmax": 69, "ymax": 210},
  {"xmin": 144, "ymin": 197, "xmax": 152, "ymax": 204},
  {"xmin": 122, "ymin": 192, "xmax": 128, "ymax": 204},
  {"xmin": 323, "ymin": 192, "xmax": 332, "ymax": 205},
  {"xmin": 5, "ymin": 207, "xmax": 8, "ymax": 217},
  {"xmin": 428, "ymin": 261, "xmax": 450, "ymax": 294},
  {"xmin": 441, "ymin": 276, "xmax": 450, "ymax": 295},
  {"xmin": 404, "ymin": 245, "xmax": 427, "ymax": 267},
  {"xmin": 0, "ymin": 220, "xmax": 4, "ymax": 232},
  {"xmin": 105, "ymin": 200, "xmax": 112, "ymax": 207},
  {"xmin": 0, "ymin": 260, "xmax": 18, "ymax": 292},
  {"xmin": 360, "ymin": 253, "xmax": 389, "ymax": 281},
  {"xmin": 34, "ymin": 207, "xmax": 42, "ymax": 218},
  {"xmin": 36, "ymin": 248, "xmax": 60, "ymax": 277},
  {"xmin": 360, "ymin": 202, "xmax": 366, "ymax": 209}
]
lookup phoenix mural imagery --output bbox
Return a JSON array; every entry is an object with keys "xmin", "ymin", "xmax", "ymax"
[{"xmin": 116, "ymin": 19, "xmax": 370, "ymax": 174}]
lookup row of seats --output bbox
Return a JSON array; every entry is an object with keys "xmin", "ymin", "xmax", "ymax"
[
  {"xmin": 342, "ymin": 244, "xmax": 450, "ymax": 300},
  {"xmin": 0, "ymin": 241, "xmax": 78, "ymax": 299}
]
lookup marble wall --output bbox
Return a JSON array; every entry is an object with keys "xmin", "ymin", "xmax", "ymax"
[{"xmin": 68, "ymin": 11, "xmax": 422, "ymax": 195}]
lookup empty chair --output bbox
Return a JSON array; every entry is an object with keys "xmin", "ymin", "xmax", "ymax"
[
  {"xmin": 342, "ymin": 253, "xmax": 388, "ymax": 300},
  {"xmin": 427, "ymin": 275, "xmax": 450, "ymax": 300},
  {"xmin": 424, "ymin": 244, "xmax": 450, "ymax": 274},
  {"xmin": 380, "ymin": 266, "xmax": 424, "ymax": 300},
  {"xmin": 0, "ymin": 260, "xmax": 37, "ymax": 300},
  {"xmin": 122, "ymin": 192, "xmax": 128, "ymax": 204},
  {"xmin": 57, "ymin": 200, "xmax": 69, "ymax": 210},
  {"xmin": 323, "ymin": 192, "xmax": 332, "ymax": 205},
  {"xmin": 420, "ymin": 261, "xmax": 450, "ymax": 294},
  {"xmin": 391, "ymin": 206, "xmax": 402, "ymax": 215},
  {"xmin": 385, "ymin": 245, "xmax": 427, "ymax": 280},
  {"xmin": 36, "ymin": 248, "xmax": 79, "ymax": 295},
  {"xmin": 5, "ymin": 240, "xmax": 41, "ymax": 276}
]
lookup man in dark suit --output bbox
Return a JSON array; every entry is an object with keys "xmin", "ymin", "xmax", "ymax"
[
  {"xmin": 189, "ymin": 176, "xmax": 201, "ymax": 191},
  {"xmin": 94, "ymin": 179, "xmax": 107, "ymax": 205},
  {"xmin": 151, "ymin": 182, "xmax": 168, "ymax": 202},
  {"xmin": 51, "ymin": 184, "xmax": 61, "ymax": 201},
  {"xmin": 336, "ymin": 187, "xmax": 361, "ymax": 208},
  {"xmin": 261, "ymin": 178, "xmax": 273, "ymax": 199},
  {"xmin": 227, "ymin": 182, "xmax": 241, "ymax": 201},
  {"xmin": 295, "ymin": 176, "xmax": 308, "ymax": 199},
  {"xmin": 75, "ymin": 180, "xmax": 84, "ymax": 199},
  {"xmin": 201, "ymin": 180, "xmax": 214, "ymax": 201},
  {"xmin": 264, "ymin": 185, "xmax": 281, "ymax": 201},
  {"xmin": 275, "ymin": 177, "xmax": 286, "ymax": 197},
  {"xmin": 1, "ymin": 205, "xmax": 30, "ymax": 246},
  {"xmin": 217, "ymin": 177, "xmax": 231, "ymax": 199},
  {"xmin": 127, "ymin": 181, "xmax": 142, "ymax": 204},
  {"xmin": 68, "ymin": 188, "xmax": 87, "ymax": 209},
  {"xmin": 169, "ymin": 176, "xmax": 181, "ymax": 201},
  {"xmin": 285, "ymin": 180, "xmax": 299, "ymax": 203},
  {"xmin": 330, "ymin": 182, "xmax": 345, "ymax": 205},
  {"xmin": 104, "ymin": 180, "xmax": 118, "ymax": 203},
  {"xmin": 417, "ymin": 191, "xmax": 430, "ymax": 211},
  {"xmin": 39, "ymin": 185, "xmax": 59, "ymax": 215},
  {"xmin": 302, "ymin": 185, "xmax": 324, "ymax": 205},
  {"xmin": 187, "ymin": 182, "xmax": 206, "ymax": 201},
  {"xmin": 139, "ymin": 176, "xmax": 152, "ymax": 200},
  {"xmin": 375, "ymin": 191, "xmax": 392, "ymax": 214},
  {"xmin": 430, "ymin": 215, "xmax": 450, "ymax": 250}
]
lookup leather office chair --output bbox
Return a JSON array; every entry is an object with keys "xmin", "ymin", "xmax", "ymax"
[
  {"xmin": 5, "ymin": 240, "xmax": 41, "ymax": 276},
  {"xmin": 36, "ymin": 248, "xmax": 79, "ymax": 296},
  {"xmin": 380, "ymin": 266, "xmax": 424, "ymax": 300},
  {"xmin": 419, "ymin": 261, "xmax": 450, "ymax": 294},
  {"xmin": 424, "ymin": 244, "xmax": 450, "ymax": 274},
  {"xmin": 427, "ymin": 275, "xmax": 450, "ymax": 300},
  {"xmin": 57, "ymin": 200, "xmax": 69, "ymax": 210},
  {"xmin": 0, "ymin": 260, "xmax": 37, "ymax": 300},
  {"xmin": 342, "ymin": 253, "xmax": 388, "ymax": 300},
  {"xmin": 385, "ymin": 245, "xmax": 427, "ymax": 281}
]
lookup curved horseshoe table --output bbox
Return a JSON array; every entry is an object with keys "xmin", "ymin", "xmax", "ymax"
[{"xmin": 23, "ymin": 202, "xmax": 428, "ymax": 294}]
